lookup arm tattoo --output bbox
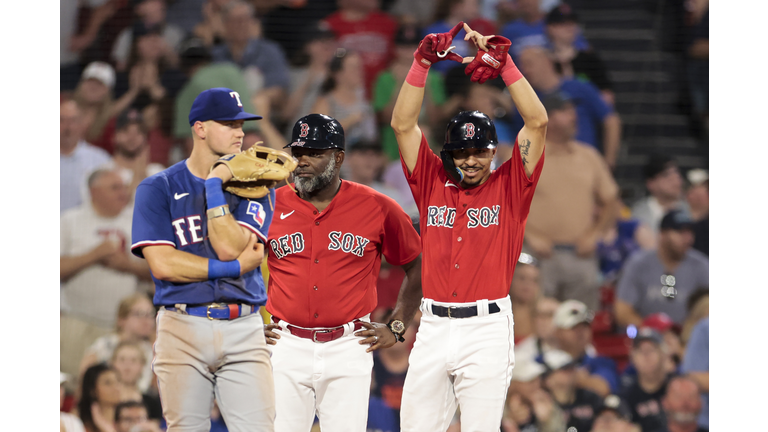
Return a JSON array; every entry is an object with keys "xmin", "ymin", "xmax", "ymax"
[{"xmin": 520, "ymin": 139, "xmax": 531, "ymax": 166}]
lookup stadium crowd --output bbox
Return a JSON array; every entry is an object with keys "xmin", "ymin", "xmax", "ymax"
[{"xmin": 60, "ymin": 0, "xmax": 709, "ymax": 431}]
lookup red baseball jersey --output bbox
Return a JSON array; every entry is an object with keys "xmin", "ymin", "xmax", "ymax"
[
  {"xmin": 266, "ymin": 181, "xmax": 421, "ymax": 328},
  {"xmin": 401, "ymin": 133, "xmax": 545, "ymax": 303}
]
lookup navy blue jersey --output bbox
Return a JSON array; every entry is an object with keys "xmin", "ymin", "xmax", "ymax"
[{"xmin": 131, "ymin": 160, "xmax": 274, "ymax": 306}]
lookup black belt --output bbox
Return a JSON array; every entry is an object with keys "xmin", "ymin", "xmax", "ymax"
[{"xmin": 431, "ymin": 302, "xmax": 501, "ymax": 319}]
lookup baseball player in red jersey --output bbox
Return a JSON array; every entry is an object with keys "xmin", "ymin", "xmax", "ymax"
[
  {"xmin": 262, "ymin": 114, "xmax": 423, "ymax": 432},
  {"xmin": 389, "ymin": 23, "xmax": 549, "ymax": 431}
]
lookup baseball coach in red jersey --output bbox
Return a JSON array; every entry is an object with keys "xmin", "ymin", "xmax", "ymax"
[
  {"xmin": 263, "ymin": 113, "xmax": 423, "ymax": 432},
  {"xmin": 389, "ymin": 22, "xmax": 548, "ymax": 432}
]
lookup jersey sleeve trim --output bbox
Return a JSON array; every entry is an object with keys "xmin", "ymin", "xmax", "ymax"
[
  {"xmin": 130, "ymin": 240, "xmax": 176, "ymax": 258},
  {"xmin": 237, "ymin": 221, "xmax": 268, "ymax": 244}
]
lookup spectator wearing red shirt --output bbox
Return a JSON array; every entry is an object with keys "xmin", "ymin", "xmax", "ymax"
[{"xmin": 323, "ymin": 0, "xmax": 398, "ymax": 96}]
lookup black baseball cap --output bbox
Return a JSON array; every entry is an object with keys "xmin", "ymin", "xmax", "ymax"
[
  {"xmin": 546, "ymin": 3, "xmax": 578, "ymax": 24},
  {"xmin": 644, "ymin": 154, "xmax": 677, "ymax": 180},
  {"xmin": 659, "ymin": 209, "xmax": 694, "ymax": 231},
  {"xmin": 116, "ymin": 108, "xmax": 144, "ymax": 131},
  {"xmin": 541, "ymin": 91, "xmax": 573, "ymax": 113},
  {"xmin": 632, "ymin": 327, "xmax": 664, "ymax": 348},
  {"xmin": 596, "ymin": 395, "xmax": 632, "ymax": 421}
]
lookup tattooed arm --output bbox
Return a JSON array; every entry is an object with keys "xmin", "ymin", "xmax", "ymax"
[{"xmin": 505, "ymin": 79, "xmax": 547, "ymax": 177}]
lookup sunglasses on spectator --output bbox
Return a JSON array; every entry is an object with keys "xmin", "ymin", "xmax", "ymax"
[{"xmin": 661, "ymin": 274, "xmax": 677, "ymax": 300}]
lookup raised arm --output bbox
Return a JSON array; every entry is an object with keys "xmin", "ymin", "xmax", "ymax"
[
  {"xmin": 206, "ymin": 165, "xmax": 252, "ymax": 260},
  {"xmin": 391, "ymin": 22, "xmax": 465, "ymax": 174}
]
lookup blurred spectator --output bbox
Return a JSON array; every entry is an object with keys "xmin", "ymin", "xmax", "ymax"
[
  {"xmin": 641, "ymin": 312, "xmax": 684, "ymax": 373},
  {"xmin": 60, "ymin": 169, "xmax": 151, "ymax": 379},
  {"xmin": 282, "ymin": 23, "xmax": 338, "ymax": 127},
  {"xmin": 312, "ymin": 50, "xmax": 379, "ymax": 148},
  {"xmin": 61, "ymin": 99, "xmax": 111, "ymax": 213},
  {"xmin": 370, "ymin": 308, "xmax": 419, "ymax": 432},
  {"xmin": 69, "ymin": 0, "xmax": 134, "ymax": 65},
  {"xmin": 681, "ymin": 317, "xmax": 708, "ymax": 432},
  {"xmin": 443, "ymin": 67, "xmax": 514, "ymax": 166},
  {"xmin": 79, "ymin": 293, "xmax": 156, "ymax": 395},
  {"xmin": 621, "ymin": 328, "xmax": 673, "ymax": 432},
  {"xmin": 545, "ymin": 4, "xmax": 614, "ymax": 106},
  {"xmin": 614, "ymin": 210, "xmax": 709, "ymax": 328},
  {"xmin": 513, "ymin": 46, "xmax": 621, "ymax": 168},
  {"xmin": 373, "ymin": 25, "xmax": 448, "ymax": 162},
  {"xmin": 165, "ymin": 0, "xmax": 207, "ymax": 34},
  {"xmin": 85, "ymin": 109, "xmax": 166, "ymax": 204},
  {"xmin": 500, "ymin": 0, "xmax": 588, "ymax": 61},
  {"xmin": 680, "ymin": 289, "xmax": 708, "ymax": 346},
  {"xmin": 515, "ymin": 296, "xmax": 560, "ymax": 365},
  {"xmin": 590, "ymin": 395, "xmax": 641, "ymax": 432},
  {"xmin": 323, "ymin": 0, "xmax": 399, "ymax": 95},
  {"xmin": 212, "ymin": 0, "xmax": 291, "ymax": 107},
  {"xmin": 73, "ymin": 61, "xmax": 146, "ymax": 152},
  {"xmin": 61, "ymin": 373, "xmax": 87, "ymax": 432},
  {"xmin": 114, "ymin": 400, "xmax": 162, "ymax": 432},
  {"xmin": 523, "ymin": 92, "xmax": 620, "ymax": 311},
  {"xmin": 78, "ymin": 364, "xmax": 122, "ymax": 432},
  {"xmin": 173, "ymin": 38, "xmax": 259, "ymax": 155},
  {"xmin": 596, "ymin": 204, "xmax": 655, "ymax": 284},
  {"xmin": 389, "ymin": 0, "xmax": 436, "ymax": 26},
  {"xmin": 193, "ymin": 0, "xmax": 232, "ymax": 48},
  {"xmin": 685, "ymin": 169, "xmax": 708, "ymax": 256},
  {"xmin": 509, "ymin": 253, "xmax": 541, "ymax": 343},
  {"xmin": 367, "ymin": 395, "xmax": 398, "ymax": 432},
  {"xmin": 111, "ymin": 0, "xmax": 185, "ymax": 72},
  {"xmin": 259, "ymin": 0, "xmax": 338, "ymax": 57},
  {"xmin": 656, "ymin": 376, "xmax": 702, "ymax": 432},
  {"xmin": 630, "ymin": 155, "xmax": 690, "ymax": 238},
  {"xmin": 552, "ymin": 300, "xmax": 620, "ymax": 397},
  {"xmin": 685, "ymin": 3, "xmax": 708, "ymax": 139},
  {"xmin": 110, "ymin": 342, "xmax": 163, "ymax": 423},
  {"xmin": 541, "ymin": 349, "xmax": 603, "ymax": 432},
  {"xmin": 62, "ymin": 0, "xmax": 84, "ymax": 91},
  {"xmin": 421, "ymin": 0, "xmax": 496, "ymax": 75},
  {"xmin": 501, "ymin": 360, "xmax": 567, "ymax": 432}
]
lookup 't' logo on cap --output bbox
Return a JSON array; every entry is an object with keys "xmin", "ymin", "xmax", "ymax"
[{"xmin": 230, "ymin": 91, "xmax": 243, "ymax": 107}]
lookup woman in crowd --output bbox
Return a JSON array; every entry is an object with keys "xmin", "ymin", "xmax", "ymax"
[
  {"xmin": 79, "ymin": 293, "xmax": 156, "ymax": 395},
  {"xmin": 77, "ymin": 364, "xmax": 122, "ymax": 432},
  {"xmin": 312, "ymin": 49, "xmax": 378, "ymax": 149}
]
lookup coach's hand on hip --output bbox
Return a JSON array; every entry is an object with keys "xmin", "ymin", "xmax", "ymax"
[
  {"xmin": 355, "ymin": 322, "xmax": 396, "ymax": 353},
  {"xmin": 264, "ymin": 323, "xmax": 281, "ymax": 345}
]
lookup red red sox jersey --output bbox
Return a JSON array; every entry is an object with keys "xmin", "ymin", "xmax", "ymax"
[
  {"xmin": 401, "ymin": 133, "xmax": 545, "ymax": 303},
  {"xmin": 266, "ymin": 181, "xmax": 421, "ymax": 328}
]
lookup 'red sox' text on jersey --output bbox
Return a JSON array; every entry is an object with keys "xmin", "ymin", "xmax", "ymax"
[
  {"xmin": 266, "ymin": 181, "xmax": 421, "ymax": 328},
  {"xmin": 402, "ymin": 133, "xmax": 545, "ymax": 303}
]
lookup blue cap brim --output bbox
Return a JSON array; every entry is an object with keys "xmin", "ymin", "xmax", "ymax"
[{"xmin": 216, "ymin": 111, "xmax": 262, "ymax": 122}]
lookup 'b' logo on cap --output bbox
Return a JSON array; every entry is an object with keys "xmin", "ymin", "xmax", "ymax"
[
  {"xmin": 229, "ymin": 91, "xmax": 243, "ymax": 107},
  {"xmin": 299, "ymin": 123, "xmax": 309, "ymax": 138},
  {"xmin": 465, "ymin": 123, "xmax": 475, "ymax": 138}
]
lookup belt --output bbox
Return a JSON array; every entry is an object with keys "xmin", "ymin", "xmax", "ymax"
[
  {"xmin": 163, "ymin": 303, "xmax": 259, "ymax": 320},
  {"xmin": 431, "ymin": 302, "xmax": 501, "ymax": 319},
  {"xmin": 273, "ymin": 317, "xmax": 366, "ymax": 343}
]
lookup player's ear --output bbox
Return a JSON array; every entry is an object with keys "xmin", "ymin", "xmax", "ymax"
[
  {"xmin": 192, "ymin": 121, "xmax": 207, "ymax": 140},
  {"xmin": 335, "ymin": 149, "xmax": 345, "ymax": 166}
]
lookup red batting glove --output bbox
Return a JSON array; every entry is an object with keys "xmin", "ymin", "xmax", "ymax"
[
  {"xmin": 413, "ymin": 21, "xmax": 465, "ymax": 68},
  {"xmin": 464, "ymin": 36, "xmax": 512, "ymax": 84}
]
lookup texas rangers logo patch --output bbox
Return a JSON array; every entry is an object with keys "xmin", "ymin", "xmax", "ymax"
[
  {"xmin": 465, "ymin": 123, "xmax": 475, "ymax": 138},
  {"xmin": 247, "ymin": 201, "xmax": 266, "ymax": 226}
]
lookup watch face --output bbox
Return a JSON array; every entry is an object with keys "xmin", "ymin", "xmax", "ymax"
[{"xmin": 391, "ymin": 320, "xmax": 405, "ymax": 334}]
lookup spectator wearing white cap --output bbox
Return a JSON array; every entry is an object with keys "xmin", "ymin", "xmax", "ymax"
[
  {"xmin": 615, "ymin": 210, "xmax": 709, "ymax": 328},
  {"xmin": 72, "ymin": 61, "xmax": 145, "ymax": 151},
  {"xmin": 541, "ymin": 349, "xmax": 604, "ymax": 432},
  {"xmin": 685, "ymin": 169, "xmax": 708, "ymax": 256},
  {"xmin": 502, "ymin": 359, "xmax": 567, "ymax": 432},
  {"xmin": 552, "ymin": 299, "xmax": 619, "ymax": 397}
]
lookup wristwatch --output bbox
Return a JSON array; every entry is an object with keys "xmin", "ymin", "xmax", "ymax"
[{"xmin": 387, "ymin": 319, "xmax": 406, "ymax": 343}]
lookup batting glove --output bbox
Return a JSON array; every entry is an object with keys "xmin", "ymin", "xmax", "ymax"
[
  {"xmin": 414, "ymin": 21, "xmax": 465, "ymax": 68},
  {"xmin": 464, "ymin": 36, "xmax": 512, "ymax": 84}
]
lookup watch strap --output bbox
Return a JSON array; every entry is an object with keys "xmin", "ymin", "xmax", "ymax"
[{"xmin": 207, "ymin": 205, "xmax": 231, "ymax": 220}]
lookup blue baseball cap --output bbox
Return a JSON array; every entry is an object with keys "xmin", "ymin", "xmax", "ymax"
[{"xmin": 188, "ymin": 87, "xmax": 262, "ymax": 126}]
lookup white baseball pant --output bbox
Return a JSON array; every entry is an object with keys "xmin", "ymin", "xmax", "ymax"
[
  {"xmin": 152, "ymin": 308, "xmax": 275, "ymax": 432},
  {"xmin": 400, "ymin": 296, "xmax": 515, "ymax": 432},
  {"xmin": 270, "ymin": 316, "xmax": 373, "ymax": 432}
]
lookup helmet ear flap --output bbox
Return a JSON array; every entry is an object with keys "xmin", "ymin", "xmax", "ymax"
[{"xmin": 441, "ymin": 150, "xmax": 464, "ymax": 183}]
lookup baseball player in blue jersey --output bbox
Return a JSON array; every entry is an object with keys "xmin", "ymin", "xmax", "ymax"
[{"xmin": 131, "ymin": 87, "xmax": 276, "ymax": 431}]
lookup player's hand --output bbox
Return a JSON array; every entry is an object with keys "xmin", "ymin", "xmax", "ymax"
[
  {"xmin": 575, "ymin": 230, "xmax": 598, "ymax": 257},
  {"xmin": 207, "ymin": 162, "xmax": 235, "ymax": 183},
  {"xmin": 463, "ymin": 23, "xmax": 491, "ymax": 52},
  {"xmin": 264, "ymin": 323, "xmax": 281, "ymax": 345},
  {"xmin": 463, "ymin": 24, "xmax": 511, "ymax": 84},
  {"xmin": 354, "ymin": 321, "xmax": 396, "ymax": 353},
  {"xmin": 413, "ymin": 21, "xmax": 465, "ymax": 68},
  {"xmin": 236, "ymin": 234, "xmax": 264, "ymax": 274}
]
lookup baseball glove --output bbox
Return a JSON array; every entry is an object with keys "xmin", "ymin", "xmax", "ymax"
[{"xmin": 212, "ymin": 144, "xmax": 298, "ymax": 199}]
